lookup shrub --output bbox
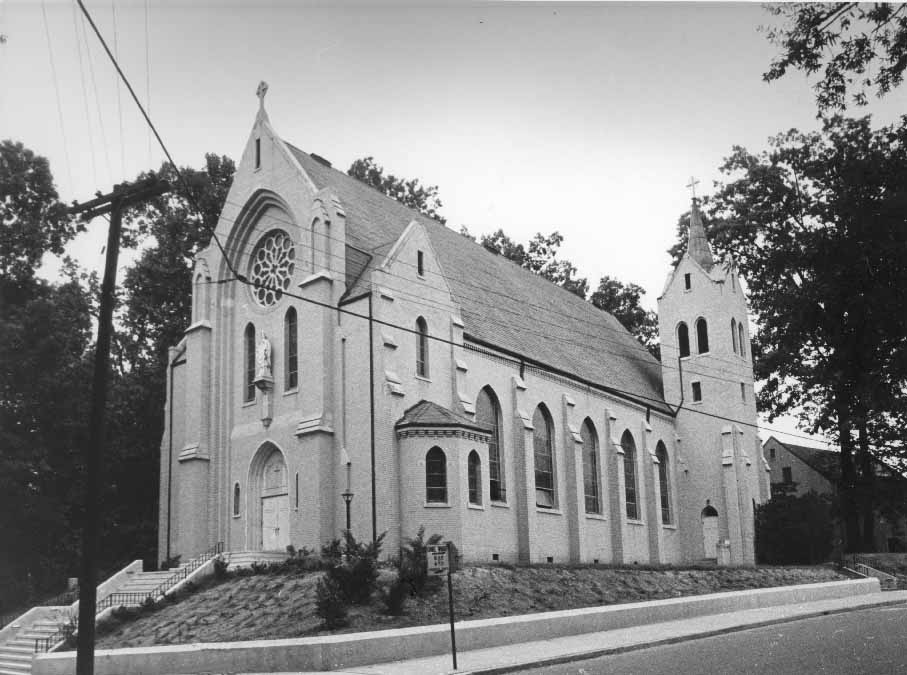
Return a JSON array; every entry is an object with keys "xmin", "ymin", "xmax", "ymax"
[
  {"xmin": 379, "ymin": 578, "xmax": 408, "ymax": 616},
  {"xmin": 315, "ymin": 575, "xmax": 348, "ymax": 629},
  {"xmin": 321, "ymin": 531, "xmax": 385, "ymax": 605},
  {"xmin": 213, "ymin": 555, "xmax": 229, "ymax": 580},
  {"xmin": 756, "ymin": 490, "xmax": 835, "ymax": 564},
  {"xmin": 399, "ymin": 526, "xmax": 444, "ymax": 597}
]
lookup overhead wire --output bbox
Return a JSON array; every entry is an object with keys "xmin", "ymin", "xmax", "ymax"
[
  {"xmin": 41, "ymin": 0, "xmax": 73, "ymax": 188},
  {"xmin": 144, "ymin": 0, "xmax": 152, "ymax": 166},
  {"xmin": 212, "ymin": 193, "xmax": 758, "ymax": 375},
  {"xmin": 71, "ymin": 0, "xmax": 98, "ymax": 187},
  {"xmin": 76, "ymin": 1, "xmax": 862, "ymax": 454},
  {"xmin": 111, "ymin": 1, "xmax": 125, "ymax": 177},
  {"xmin": 79, "ymin": 9, "xmax": 112, "ymax": 185}
]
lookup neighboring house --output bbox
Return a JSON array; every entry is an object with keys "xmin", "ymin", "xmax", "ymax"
[
  {"xmin": 158, "ymin": 84, "xmax": 770, "ymax": 568},
  {"xmin": 763, "ymin": 436, "xmax": 907, "ymax": 552}
]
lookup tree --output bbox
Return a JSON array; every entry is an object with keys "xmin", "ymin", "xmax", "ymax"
[
  {"xmin": 347, "ymin": 156, "xmax": 446, "ymax": 224},
  {"xmin": 590, "ymin": 276, "xmax": 660, "ymax": 359},
  {"xmin": 480, "ymin": 229, "xmax": 589, "ymax": 298},
  {"xmin": 0, "ymin": 140, "xmax": 81, "ymax": 286},
  {"xmin": 674, "ymin": 115, "xmax": 907, "ymax": 551},
  {"xmin": 764, "ymin": 3, "xmax": 907, "ymax": 112}
]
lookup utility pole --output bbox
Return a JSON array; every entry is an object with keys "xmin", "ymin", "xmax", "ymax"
[{"xmin": 70, "ymin": 177, "xmax": 170, "ymax": 675}]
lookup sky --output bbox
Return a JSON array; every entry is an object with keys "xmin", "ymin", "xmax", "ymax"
[{"xmin": 4, "ymin": 0, "xmax": 906, "ymax": 449}]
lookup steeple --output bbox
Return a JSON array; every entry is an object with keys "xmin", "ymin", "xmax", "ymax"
[{"xmin": 687, "ymin": 198, "xmax": 715, "ymax": 270}]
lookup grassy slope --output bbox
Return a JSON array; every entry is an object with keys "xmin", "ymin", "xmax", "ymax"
[{"xmin": 93, "ymin": 564, "xmax": 845, "ymax": 649}]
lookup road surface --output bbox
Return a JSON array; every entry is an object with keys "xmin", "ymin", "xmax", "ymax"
[{"xmin": 518, "ymin": 605, "xmax": 907, "ymax": 674}]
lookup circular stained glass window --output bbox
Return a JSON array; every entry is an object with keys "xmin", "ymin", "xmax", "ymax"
[{"xmin": 249, "ymin": 230, "xmax": 295, "ymax": 306}]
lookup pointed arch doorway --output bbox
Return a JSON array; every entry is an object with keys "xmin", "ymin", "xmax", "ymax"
[{"xmin": 249, "ymin": 444, "xmax": 290, "ymax": 551}]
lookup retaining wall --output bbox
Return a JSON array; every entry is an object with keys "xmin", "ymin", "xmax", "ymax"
[{"xmin": 33, "ymin": 578, "xmax": 880, "ymax": 675}]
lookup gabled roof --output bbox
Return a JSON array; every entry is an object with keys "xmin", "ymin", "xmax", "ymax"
[
  {"xmin": 767, "ymin": 437, "xmax": 906, "ymax": 483},
  {"xmin": 286, "ymin": 144, "xmax": 669, "ymax": 413},
  {"xmin": 396, "ymin": 400, "xmax": 490, "ymax": 432}
]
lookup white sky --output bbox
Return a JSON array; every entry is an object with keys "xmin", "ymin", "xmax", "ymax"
[{"xmin": 5, "ymin": 0, "xmax": 905, "ymax": 449}]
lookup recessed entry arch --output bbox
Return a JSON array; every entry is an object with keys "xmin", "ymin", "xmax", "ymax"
[{"xmin": 247, "ymin": 441, "xmax": 290, "ymax": 551}]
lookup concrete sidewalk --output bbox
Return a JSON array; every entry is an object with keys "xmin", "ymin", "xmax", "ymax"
[{"xmin": 250, "ymin": 590, "xmax": 907, "ymax": 675}]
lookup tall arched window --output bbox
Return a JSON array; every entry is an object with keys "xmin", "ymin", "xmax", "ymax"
[
  {"xmin": 233, "ymin": 482, "xmax": 241, "ymax": 517},
  {"xmin": 621, "ymin": 430, "xmax": 638, "ymax": 519},
  {"xmin": 426, "ymin": 447, "xmax": 447, "ymax": 503},
  {"xmin": 581, "ymin": 418, "xmax": 601, "ymax": 514},
  {"xmin": 415, "ymin": 316, "xmax": 429, "ymax": 377},
  {"xmin": 656, "ymin": 441, "xmax": 671, "ymax": 524},
  {"xmin": 738, "ymin": 322, "xmax": 745, "ymax": 358},
  {"xmin": 285, "ymin": 307, "xmax": 298, "ymax": 390},
  {"xmin": 476, "ymin": 387, "xmax": 505, "ymax": 501},
  {"xmin": 731, "ymin": 318, "xmax": 738, "ymax": 355},
  {"xmin": 244, "ymin": 323, "xmax": 256, "ymax": 402},
  {"xmin": 678, "ymin": 322, "xmax": 690, "ymax": 358},
  {"xmin": 533, "ymin": 405, "xmax": 556, "ymax": 508},
  {"xmin": 468, "ymin": 451, "xmax": 482, "ymax": 505},
  {"xmin": 696, "ymin": 317, "xmax": 709, "ymax": 354}
]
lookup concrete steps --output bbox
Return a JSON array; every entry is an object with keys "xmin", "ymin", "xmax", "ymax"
[
  {"xmin": 0, "ymin": 612, "xmax": 67, "ymax": 675},
  {"xmin": 226, "ymin": 551, "xmax": 289, "ymax": 569}
]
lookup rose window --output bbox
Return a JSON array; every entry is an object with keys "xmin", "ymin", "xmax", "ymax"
[{"xmin": 249, "ymin": 230, "xmax": 295, "ymax": 306}]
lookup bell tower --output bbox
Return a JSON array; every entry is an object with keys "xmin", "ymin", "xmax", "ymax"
[{"xmin": 657, "ymin": 193, "xmax": 766, "ymax": 564}]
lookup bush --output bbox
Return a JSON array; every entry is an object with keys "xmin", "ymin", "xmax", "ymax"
[
  {"xmin": 399, "ymin": 526, "xmax": 444, "ymax": 597},
  {"xmin": 282, "ymin": 546, "xmax": 325, "ymax": 574},
  {"xmin": 315, "ymin": 576, "xmax": 348, "ymax": 629},
  {"xmin": 379, "ymin": 578, "xmax": 409, "ymax": 616},
  {"xmin": 321, "ymin": 531, "xmax": 385, "ymax": 605},
  {"xmin": 756, "ymin": 491, "xmax": 835, "ymax": 564},
  {"xmin": 213, "ymin": 555, "xmax": 229, "ymax": 580}
]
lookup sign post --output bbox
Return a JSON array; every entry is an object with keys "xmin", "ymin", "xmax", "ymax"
[{"xmin": 427, "ymin": 543, "xmax": 457, "ymax": 670}]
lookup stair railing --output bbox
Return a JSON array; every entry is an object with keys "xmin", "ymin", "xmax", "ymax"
[
  {"xmin": 34, "ymin": 543, "xmax": 223, "ymax": 653},
  {"xmin": 148, "ymin": 541, "xmax": 224, "ymax": 601}
]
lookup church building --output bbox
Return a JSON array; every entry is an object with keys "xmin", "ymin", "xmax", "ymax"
[{"xmin": 158, "ymin": 85, "xmax": 770, "ymax": 567}]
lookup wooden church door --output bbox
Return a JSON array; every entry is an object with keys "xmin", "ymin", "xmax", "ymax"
[
  {"xmin": 701, "ymin": 501, "xmax": 719, "ymax": 559},
  {"xmin": 261, "ymin": 450, "xmax": 289, "ymax": 550},
  {"xmin": 262, "ymin": 495, "xmax": 289, "ymax": 550}
]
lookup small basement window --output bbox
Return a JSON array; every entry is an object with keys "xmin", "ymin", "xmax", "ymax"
[
  {"xmin": 691, "ymin": 381, "xmax": 702, "ymax": 402},
  {"xmin": 684, "ymin": 273, "xmax": 691, "ymax": 290}
]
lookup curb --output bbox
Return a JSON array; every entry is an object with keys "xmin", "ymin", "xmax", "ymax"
[{"xmin": 460, "ymin": 596, "xmax": 907, "ymax": 675}]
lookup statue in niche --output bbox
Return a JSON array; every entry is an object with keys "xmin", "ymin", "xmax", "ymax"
[{"xmin": 256, "ymin": 333, "xmax": 272, "ymax": 380}]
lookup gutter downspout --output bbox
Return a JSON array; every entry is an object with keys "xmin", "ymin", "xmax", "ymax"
[
  {"xmin": 368, "ymin": 291, "xmax": 377, "ymax": 544},
  {"xmin": 675, "ymin": 356, "xmax": 685, "ymax": 413}
]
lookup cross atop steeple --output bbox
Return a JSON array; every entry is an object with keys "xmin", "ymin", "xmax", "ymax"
[
  {"xmin": 686, "ymin": 176, "xmax": 700, "ymax": 201},
  {"xmin": 256, "ymin": 81, "xmax": 269, "ymax": 109}
]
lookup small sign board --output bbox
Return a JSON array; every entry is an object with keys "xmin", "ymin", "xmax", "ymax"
[{"xmin": 426, "ymin": 544, "xmax": 449, "ymax": 577}]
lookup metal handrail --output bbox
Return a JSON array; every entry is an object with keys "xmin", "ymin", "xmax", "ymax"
[
  {"xmin": 148, "ymin": 542, "xmax": 223, "ymax": 601},
  {"xmin": 34, "ymin": 543, "xmax": 223, "ymax": 653}
]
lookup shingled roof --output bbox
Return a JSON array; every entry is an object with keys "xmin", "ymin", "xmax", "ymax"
[
  {"xmin": 286, "ymin": 143, "xmax": 668, "ymax": 413},
  {"xmin": 772, "ymin": 438, "xmax": 905, "ymax": 483},
  {"xmin": 396, "ymin": 400, "xmax": 491, "ymax": 433}
]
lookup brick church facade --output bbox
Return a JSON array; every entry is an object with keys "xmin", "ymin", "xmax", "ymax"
[{"xmin": 158, "ymin": 86, "xmax": 770, "ymax": 567}]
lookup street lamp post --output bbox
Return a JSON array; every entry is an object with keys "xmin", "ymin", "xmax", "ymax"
[{"xmin": 341, "ymin": 491, "xmax": 354, "ymax": 531}]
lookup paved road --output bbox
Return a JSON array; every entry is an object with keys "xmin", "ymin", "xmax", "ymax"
[{"xmin": 517, "ymin": 605, "xmax": 907, "ymax": 675}]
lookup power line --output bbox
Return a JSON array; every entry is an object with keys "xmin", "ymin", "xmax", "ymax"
[
  {"xmin": 79, "ymin": 10, "xmax": 112, "ymax": 184},
  {"xmin": 41, "ymin": 0, "xmax": 73, "ymax": 188},
  {"xmin": 111, "ymin": 1, "xmax": 125, "ymax": 177},
  {"xmin": 71, "ymin": 1, "xmax": 98, "ymax": 187},
  {"xmin": 144, "ymin": 0, "xmax": 152, "ymax": 166},
  {"xmin": 75, "ymin": 2, "xmax": 861, "ymax": 454}
]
